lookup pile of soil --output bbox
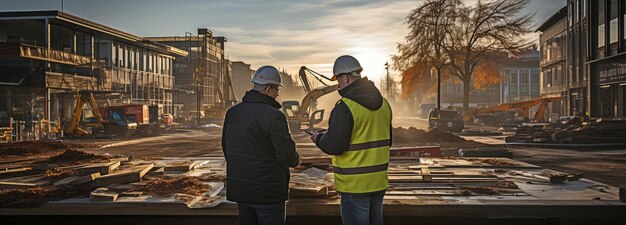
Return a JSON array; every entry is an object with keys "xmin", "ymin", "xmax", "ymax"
[
  {"xmin": 198, "ymin": 173, "xmax": 226, "ymax": 182},
  {"xmin": 461, "ymin": 185, "xmax": 518, "ymax": 195},
  {"xmin": 0, "ymin": 141, "xmax": 80, "ymax": 157},
  {"xmin": 0, "ymin": 186, "xmax": 92, "ymax": 207},
  {"xmin": 35, "ymin": 150, "xmax": 110, "ymax": 166},
  {"xmin": 43, "ymin": 168, "xmax": 77, "ymax": 180},
  {"xmin": 462, "ymin": 186, "xmax": 498, "ymax": 195},
  {"xmin": 392, "ymin": 127, "xmax": 486, "ymax": 149},
  {"xmin": 129, "ymin": 176, "xmax": 211, "ymax": 197},
  {"xmin": 468, "ymin": 158, "xmax": 519, "ymax": 166}
]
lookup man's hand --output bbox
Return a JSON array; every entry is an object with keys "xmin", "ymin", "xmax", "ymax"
[{"xmin": 310, "ymin": 132, "xmax": 321, "ymax": 143}]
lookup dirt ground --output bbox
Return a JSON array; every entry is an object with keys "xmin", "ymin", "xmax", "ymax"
[{"xmin": 56, "ymin": 127, "xmax": 626, "ymax": 189}]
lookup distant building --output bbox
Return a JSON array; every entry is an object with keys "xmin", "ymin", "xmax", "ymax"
[
  {"xmin": 231, "ymin": 61, "xmax": 254, "ymax": 100},
  {"xmin": 537, "ymin": 6, "xmax": 568, "ymax": 119},
  {"xmin": 0, "ymin": 11, "xmax": 186, "ymax": 133},
  {"xmin": 438, "ymin": 49, "xmax": 540, "ymax": 110},
  {"xmin": 500, "ymin": 48, "xmax": 541, "ymax": 104},
  {"xmin": 146, "ymin": 29, "xmax": 234, "ymax": 118}
]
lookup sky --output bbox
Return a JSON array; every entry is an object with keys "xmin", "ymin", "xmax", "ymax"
[{"xmin": 0, "ymin": 0, "xmax": 565, "ymax": 85}]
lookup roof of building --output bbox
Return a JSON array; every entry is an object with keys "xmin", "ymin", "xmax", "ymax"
[
  {"xmin": 0, "ymin": 10, "xmax": 187, "ymax": 57},
  {"xmin": 536, "ymin": 6, "xmax": 568, "ymax": 32}
]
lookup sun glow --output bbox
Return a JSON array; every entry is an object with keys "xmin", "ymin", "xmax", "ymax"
[{"xmin": 347, "ymin": 44, "xmax": 390, "ymax": 86}]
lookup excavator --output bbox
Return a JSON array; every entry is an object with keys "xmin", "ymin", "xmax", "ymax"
[
  {"xmin": 468, "ymin": 96, "xmax": 565, "ymax": 125},
  {"xmin": 64, "ymin": 91, "xmax": 106, "ymax": 137},
  {"xmin": 282, "ymin": 66, "xmax": 337, "ymax": 131}
]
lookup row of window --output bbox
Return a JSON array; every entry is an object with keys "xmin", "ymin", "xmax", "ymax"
[
  {"xmin": 502, "ymin": 69, "xmax": 540, "ymax": 85},
  {"xmin": 595, "ymin": 0, "xmax": 626, "ymax": 58},
  {"xmin": 541, "ymin": 32, "xmax": 566, "ymax": 65},
  {"xmin": 111, "ymin": 43, "xmax": 173, "ymax": 76},
  {"xmin": 541, "ymin": 62, "xmax": 567, "ymax": 90}
]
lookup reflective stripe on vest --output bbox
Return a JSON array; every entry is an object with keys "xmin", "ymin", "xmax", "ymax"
[{"xmin": 332, "ymin": 97, "xmax": 391, "ymax": 193}]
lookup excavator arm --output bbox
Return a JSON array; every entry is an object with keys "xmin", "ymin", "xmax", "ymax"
[
  {"xmin": 474, "ymin": 96, "xmax": 565, "ymax": 122},
  {"xmin": 65, "ymin": 92, "xmax": 105, "ymax": 136},
  {"xmin": 300, "ymin": 84, "xmax": 339, "ymax": 116}
]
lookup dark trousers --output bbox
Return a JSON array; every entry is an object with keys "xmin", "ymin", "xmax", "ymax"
[
  {"xmin": 237, "ymin": 202, "xmax": 286, "ymax": 225},
  {"xmin": 340, "ymin": 190, "xmax": 385, "ymax": 225}
]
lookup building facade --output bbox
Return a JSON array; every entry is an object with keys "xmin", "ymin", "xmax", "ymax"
[
  {"xmin": 147, "ymin": 29, "xmax": 235, "ymax": 118},
  {"xmin": 538, "ymin": 6, "xmax": 569, "ymax": 118},
  {"xmin": 539, "ymin": 0, "xmax": 626, "ymax": 119},
  {"xmin": 438, "ymin": 49, "xmax": 540, "ymax": 111},
  {"xmin": 0, "ymin": 11, "xmax": 186, "ymax": 139},
  {"xmin": 587, "ymin": 0, "xmax": 626, "ymax": 118},
  {"xmin": 230, "ymin": 61, "xmax": 253, "ymax": 100},
  {"xmin": 499, "ymin": 48, "xmax": 541, "ymax": 104}
]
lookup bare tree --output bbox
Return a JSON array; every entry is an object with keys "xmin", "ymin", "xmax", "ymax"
[
  {"xmin": 394, "ymin": 0, "xmax": 534, "ymax": 115},
  {"xmin": 392, "ymin": 0, "xmax": 460, "ymax": 109}
]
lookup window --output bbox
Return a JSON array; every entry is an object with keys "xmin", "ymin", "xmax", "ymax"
[
  {"xmin": 583, "ymin": 0, "xmax": 587, "ymax": 18},
  {"xmin": 511, "ymin": 71, "xmax": 518, "ymax": 85},
  {"xmin": 622, "ymin": 2, "xmax": 626, "ymax": 41},
  {"xmin": 521, "ymin": 71, "xmax": 529, "ymax": 85},
  {"xmin": 598, "ymin": 0, "xmax": 606, "ymax": 49},
  {"xmin": 531, "ymin": 70, "xmax": 540, "ymax": 85},
  {"xmin": 610, "ymin": 0, "xmax": 619, "ymax": 45},
  {"xmin": 112, "ymin": 44, "xmax": 117, "ymax": 67}
]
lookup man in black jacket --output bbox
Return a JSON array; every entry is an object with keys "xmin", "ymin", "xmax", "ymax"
[{"xmin": 222, "ymin": 65, "xmax": 300, "ymax": 225}]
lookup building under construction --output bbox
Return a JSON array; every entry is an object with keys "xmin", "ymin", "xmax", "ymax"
[
  {"xmin": 0, "ymin": 10, "xmax": 187, "ymax": 140},
  {"xmin": 146, "ymin": 29, "xmax": 236, "ymax": 120}
]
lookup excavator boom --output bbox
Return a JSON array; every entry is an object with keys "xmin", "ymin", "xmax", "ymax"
[{"xmin": 474, "ymin": 96, "xmax": 565, "ymax": 123}]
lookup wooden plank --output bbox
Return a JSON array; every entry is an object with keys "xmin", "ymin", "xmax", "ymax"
[
  {"xmin": 0, "ymin": 167, "xmax": 32, "ymax": 176},
  {"xmin": 76, "ymin": 161, "xmax": 120, "ymax": 176},
  {"xmin": 290, "ymin": 186, "xmax": 329, "ymax": 198},
  {"xmin": 90, "ymin": 190, "xmax": 119, "ymax": 202},
  {"xmin": 53, "ymin": 172, "xmax": 101, "ymax": 186},
  {"xmin": 0, "ymin": 181, "xmax": 38, "ymax": 189},
  {"xmin": 75, "ymin": 172, "xmax": 102, "ymax": 184},
  {"xmin": 120, "ymin": 191, "xmax": 144, "ymax": 197},
  {"xmin": 93, "ymin": 164, "xmax": 154, "ymax": 187},
  {"xmin": 513, "ymin": 171, "xmax": 568, "ymax": 184},
  {"xmin": 164, "ymin": 161, "xmax": 199, "ymax": 172},
  {"xmin": 420, "ymin": 166, "xmax": 432, "ymax": 182}
]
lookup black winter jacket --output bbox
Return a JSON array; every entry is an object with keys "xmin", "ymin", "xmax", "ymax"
[
  {"xmin": 222, "ymin": 90, "xmax": 300, "ymax": 203},
  {"xmin": 315, "ymin": 77, "xmax": 392, "ymax": 155}
]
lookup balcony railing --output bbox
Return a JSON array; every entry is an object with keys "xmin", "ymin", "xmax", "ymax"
[{"xmin": 0, "ymin": 42, "xmax": 94, "ymax": 66}]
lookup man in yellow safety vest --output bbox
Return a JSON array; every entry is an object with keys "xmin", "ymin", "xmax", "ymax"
[{"xmin": 311, "ymin": 55, "xmax": 392, "ymax": 225}]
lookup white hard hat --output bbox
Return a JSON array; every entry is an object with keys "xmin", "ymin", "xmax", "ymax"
[
  {"xmin": 332, "ymin": 55, "xmax": 363, "ymax": 81},
  {"xmin": 252, "ymin": 65, "xmax": 284, "ymax": 87}
]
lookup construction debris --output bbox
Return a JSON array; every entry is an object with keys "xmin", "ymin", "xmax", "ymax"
[
  {"xmin": 93, "ymin": 164, "xmax": 154, "ymax": 187},
  {"xmin": 128, "ymin": 176, "xmax": 211, "ymax": 197},
  {"xmin": 0, "ymin": 181, "xmax": 38, "ymax": 189},
  {"xmin": 0, "ymin": 186, "xmax": 92, "ymax": 207},
  {"xmin": 43, "ymin": 168, "xmax": 76, "ymax": 180},
  {"xmin": 392, "ymin": 127, "xmax": 486, "ymax": 148},
  {"xmin": 197, "ymin": 172, "xmax": 226, "ymax": 182},
  {"xmin": 505, "ymin": 119, "xmax": 626, "ymax": 144},
  {"xmin": 35, "ymin": 150, "xmax": 111, "ymax": 166},
  {"xmin": 0, "ymin": 141, "xmax": 86, "ymax": 157},
  {"xmin": 90, "ymin": 188, "xmax": 119, "ymax": 201},
  {"xmin": 164, "ymin": 161, "xmax": 200, "ymax": 172}
]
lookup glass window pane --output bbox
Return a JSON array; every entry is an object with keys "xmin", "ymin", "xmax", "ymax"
[{"xmin": 610, "ymin": 18, "xmax": 618, "ymax": 44}]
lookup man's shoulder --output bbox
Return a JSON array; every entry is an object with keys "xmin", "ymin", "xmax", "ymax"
[{"xmin": 230, "ymin": 101, "xmax": 284, "ymax": 117}]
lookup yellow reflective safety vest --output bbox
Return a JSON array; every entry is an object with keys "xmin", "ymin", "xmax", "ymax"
[{"xmin": 332, "ymin": 97, "xmax": 392, "ymax": 193}]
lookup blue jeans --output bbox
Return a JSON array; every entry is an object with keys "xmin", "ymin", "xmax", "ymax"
[
  {"xmin": 340, "ymin": 190, "xmax": 385, "ymax": 225},
  {"xmin": 237, "ymin": 202, "xmax": 286, "ymax": 225}
]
